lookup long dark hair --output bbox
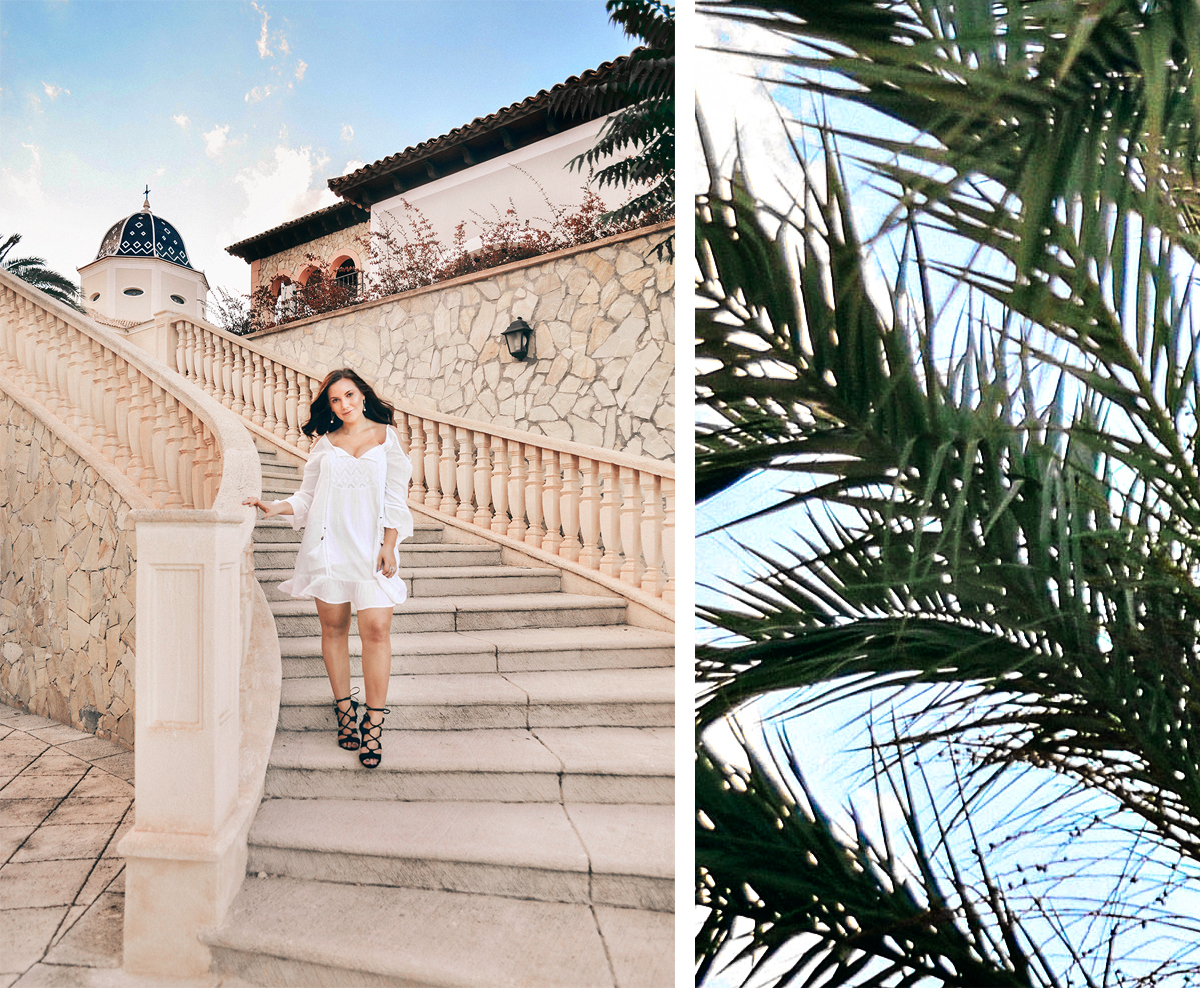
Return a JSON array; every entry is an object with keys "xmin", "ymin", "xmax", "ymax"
[{"xmin": 303, "ymin": 368, "xmax": 396, "ymax": 437}]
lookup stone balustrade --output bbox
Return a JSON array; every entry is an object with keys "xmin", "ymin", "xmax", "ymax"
[
  {"xmin": 0, "ymin": 269, "xmax": 277, "ymax": 977},
  {"xmin": 169, "ymin": 315, "xmax": 675, "ymax": 608}
]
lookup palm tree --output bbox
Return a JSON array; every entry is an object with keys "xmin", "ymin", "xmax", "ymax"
[
  {"xmin": 550, "ymin": 0, "xmax": 675, "ymax": 242},
  {"xmin": 696, "ymin": 1, "xmax": 1200, "ymax": 985},
  {"xmin": 1, "ymin": 233, "xmax": 85, "ymax": 312}
]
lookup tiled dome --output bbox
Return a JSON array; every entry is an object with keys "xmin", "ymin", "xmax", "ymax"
[{"xmin": 95, "ymin": 209, "xmax": 192, "ymax": 269}]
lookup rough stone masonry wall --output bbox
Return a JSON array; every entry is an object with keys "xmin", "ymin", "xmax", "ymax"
[
  {"xmin": 0, "ymin": 391, "xmax": 136, "ymax": 745},
  {"xmin": 250, "ymin": 224, "xmax": 674, "ymax": 458},
  {"xmin": 256, "ymin": 223, "xmax": 369, "ymax": 291}
]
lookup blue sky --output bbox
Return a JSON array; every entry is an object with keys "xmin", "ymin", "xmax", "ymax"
[{"xmin": 0, "ymin": 0, "xmax": 632, "ymax": 298}]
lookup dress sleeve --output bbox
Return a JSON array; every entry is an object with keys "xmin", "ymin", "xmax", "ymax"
[
  {"xmin": 383, "ymin": 428, "xmax": 414, "ymax": 541},
  {"xmin": 284, "ymin": 443, "xmax": 323, "ymax": 531}
]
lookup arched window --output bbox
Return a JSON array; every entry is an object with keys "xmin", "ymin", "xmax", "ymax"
[{"xmin": 335, "ymin": 258, "xmax": 360, "ymax": 296}]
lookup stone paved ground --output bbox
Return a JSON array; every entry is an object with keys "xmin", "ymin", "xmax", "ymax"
[{"xmin": 0, "ymin": 705, "xmax": 251, "ymax": 988}]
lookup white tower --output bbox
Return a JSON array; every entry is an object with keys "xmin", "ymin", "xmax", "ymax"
[{"xmin": 78, "ymin": 191, "xmax": 209, "ymax": 325}]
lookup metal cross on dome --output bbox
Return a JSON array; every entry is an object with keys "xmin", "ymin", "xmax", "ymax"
[{"xmin": 143, "ymin": 184, "xmax": 151, "ymax": 210}]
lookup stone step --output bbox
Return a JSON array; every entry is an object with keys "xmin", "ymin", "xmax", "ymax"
[
  {"xmin": 264, "ymin": 726, "xmax": 673, "ymax": 804},
  {"xmin": 246, "ymin": 799, "xmax": 673, "ymax": 912},
  {"xmin": 269, "ymin": 593, "xmax": 627, "ymax": 636},
  {"xmin": 255, "ymin": 541, "xmax": 500, "ymax": 569},
  {"xmin": 259, "ymin": 564, "xmax": 562, "ymax": 600},
  {"xmin": 205, "ymin": 876, "xmax": 672, "ymax": 988},
  {"xmin": 274, "ymin": 625, "xmax": 675, "ymax": 677},
  {"xmin": 277, "ymin": 668, "xmax": 673, "ymax": 731},
  {"xmin": 252, "ymin": 520, "xmax": 444, "ymax": 544}
]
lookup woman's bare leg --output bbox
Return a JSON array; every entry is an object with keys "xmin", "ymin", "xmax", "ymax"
[
  {"xmin": 315, "ymin": 598, "xmax": 353, "ymax": 699},
  {"xmin": 356, "ymin": 606, "xmax": 394, "ymax": 713}
]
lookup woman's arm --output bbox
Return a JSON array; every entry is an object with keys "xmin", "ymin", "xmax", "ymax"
[
  {"xmin": 243, "ymin": 496, "xmax": 294, "ymax": 518},
  {"xmin": 377, "ymin": 528, "xmax": 398, "ymax": 578}
]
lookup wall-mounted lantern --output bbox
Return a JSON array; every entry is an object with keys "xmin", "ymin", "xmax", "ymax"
[{"xmin": 501, "ymin": 318, "xmax": 533, "ymax": 361}]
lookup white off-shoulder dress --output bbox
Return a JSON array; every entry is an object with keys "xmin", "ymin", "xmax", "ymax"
[{"xmin": 277, "ymin": 427, "xmax": 414, "ymax": 610}]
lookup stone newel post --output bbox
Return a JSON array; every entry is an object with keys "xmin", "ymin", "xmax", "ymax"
[{"xmin": 118, "ymin": 507, "xmax": 254, "ymax": 975}]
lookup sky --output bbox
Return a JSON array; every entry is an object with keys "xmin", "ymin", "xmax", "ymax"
[{"xmin": 0, "ymin": 0, "xmax": 632, "ymax": 300}]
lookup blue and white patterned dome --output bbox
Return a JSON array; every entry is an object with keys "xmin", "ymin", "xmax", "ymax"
[{"xmin": 96, "ymin": 209, "xmax": 193, "ymax": 269}]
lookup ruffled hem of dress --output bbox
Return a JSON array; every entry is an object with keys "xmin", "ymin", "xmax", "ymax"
[{"xmin": 278, "ymin": 573, "xmax": 407, "ymax": 609}]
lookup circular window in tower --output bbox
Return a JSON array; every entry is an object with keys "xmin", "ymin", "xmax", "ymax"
[
  {"xmin": 170, "ymin": 294, "xmax": 186, "ymax": 305},
  {"xmin": 123, "ymin": 288, "xmax": 144, "ymax": 297},
  {"xmin": 90, "ymin": 293, "xmax": 100, "ymax": 302}
]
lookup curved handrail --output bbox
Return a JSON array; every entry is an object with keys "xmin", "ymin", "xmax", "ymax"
[
  {"xmin": 168, "ymin": 313, "xmax": 675, "ymax": 607},
  {"xmin": 0, "ymin": 269, "xmax": 261, "ymax": 516}
]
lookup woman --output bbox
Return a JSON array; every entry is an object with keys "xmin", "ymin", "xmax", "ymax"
[{"xmin": 244, "ymin": 368, "xmax": 413, "ymax": 768}]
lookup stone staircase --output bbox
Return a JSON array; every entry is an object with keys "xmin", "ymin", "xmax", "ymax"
[{"xmin": 204, "ymin": 443, "xmax": 675, "ymax": 987}]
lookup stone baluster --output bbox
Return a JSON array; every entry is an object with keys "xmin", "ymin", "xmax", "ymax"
[
  {"xmin": 177, "ymin": 405, "xmax": 198, "ymax": 509},
  {"xmin": 540, "ymin": 448, "xmax": 562, "ymax": 555},
  {"xmin": 111, "ymin": 354, "xmax": 132, "ymax": 473},
  {"xmin": 407, "ymin": 415, "xmax": 427, "ymax": 504},
  {"xmin": 216, "ymin": 337, "xmax": 232, "ymax": 407},
  {"xmin": 185, "ymin": 412, "xmax": 207, "ymax": 510},
  {"xmin": 44, "ymin": 319, "xmax": 65, "ymax": 416},
  {"xmin": 423, "ymin": 420, "xmax": 442, "ymax": 510},
  {"xmin": 98, "ymin": 347, "xmax": 121, "ymax": 462},
  {"xmin": 185, "ymin": 323, "xmax": 200, "ymax": 382},
  {"xmin": 298, "ymin": 375, "xmax": 316, "ymax": 449},
  {"xmin": 271, "ymin": 362, "xmax": 288, "ymax": 439},
  {"xmin": 506, "ymin": 440, "xmax": 527, "ymax": 541},
  {"xmin": 124, "ymin": 364, "xmax": 147, "ymax": 488},
  {"xmin": 175, "ymin": 321, "xmax": 188, "ymax": 377},
  {"xmin": 262, "ymin": 358, "xmax": 279, "ymax": 434},
  {"xmin": 578, "ymin": 458, "xmax": 602, "ymax": 568},
  {"xmin": 90, "ymin": 338, "xmax": 109, "ymax": 446},
  {"xmin": 250, "ymin": 352, "xmax": 266, "ymax": 426},
  {"xmin": 230, "ymin": 343, "xmax": 246, "ymax": 417},
  {"xmin": 639, "ymin": 471, "xmax": 664, "ymax": 595},
  {"xmin": 438, "ymin": 423, "xmax": 457, "ymax": 515},
  {"xmin": 661, "ymin": 477, "xmax": 675, "ymax": 604},
  {"xmin": 395, "ymin": 411, "xmax": 411, "ymax": 456},
  {"xmin": 201, "ymin": 329, "xmax": 216, "ymax": 396},
  {"xmin": 454, "ymin": 427, "xmax": 474, "ymax": 522},
  {"xmin": 201, "ymin": 422, "xmax": 222, "ymax": 508},
  {"xmin": 558, "ymin": 454, "xmax": 581, "ymax": 562},
  {"xmin": 284, "ymin": 368, "xmax": 300, "ymax": 445},
  {"xmin": 618, "ymin": 466, "xmax": 644, "ymax": 586},
  {"xmin": 32, "ymin": 307, "xmax": 48, "ymax": 390},
  {"xmin": 162, "ymin": 398, "xmax": 185, "ymax": 508},
  {"xmin": 524, "ymin": 447, "xmax": 544, "ymax": 548},
  {"xmin": 598, "ymin": 462, "xmax": 621, "ymax": 576},
  {"xmin": 472, "ymin": 431, "xmax": 492, "ymax": 528},
  {"xmin": 490, "ymin": 436, "xmax": 510, "ymax": 535},
  {"xmin": 148, "ymin": 381, "xmax": 172, "ymax": 506}
]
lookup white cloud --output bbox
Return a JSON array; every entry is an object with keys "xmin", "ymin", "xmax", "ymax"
[
  {"xmin": 294, "ymin": 60, "xmax": 307, "ymax": 82},
  {"xmin": 342, "ymin": 159, "xmax": 364, "ymax": 176},
  {"xmin": 696, "ymin": 17, "xmax": 799, "ymax": 213},
  {"xmin": 203, "ymin": 124, "xmax": 230, "ymax": 158},
  {"xmin": 232, "ymin": 146, "xmax": 338, "ymax": 241},
  {"xmin": 340, "ymin": 124, "xmax": 353, "ymax": 142},
  {"xmin": 252, "ymin": 1, "xmax": 271, "ymax": 57},
  {"xmin": 173, "ymin": 113, "xmax": 189, "ymax": 129},
  {"xmin": 2, "ymin": 144, "xmax": 45, "ymax": 209},
  {"xmin": 279, "ymin": 37, "xmax": 290, "ymax": 57},
  {"xmin": 41, "ymin": 82, "xmax": 70, "ymax": 100},
  {"xmin": 27, "ymin": 93, "xmax": 42, "ymax": 113},
  {"xmin": 245, "ymin": 85, "xmax": 275, "ymax": 104}
]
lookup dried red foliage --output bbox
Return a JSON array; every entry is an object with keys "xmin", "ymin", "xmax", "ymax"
[{"xmin": 247, "ymin": 176, "xmax": 667, "ymax": 331}]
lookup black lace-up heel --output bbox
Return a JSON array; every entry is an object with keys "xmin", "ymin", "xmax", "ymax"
[
  {"xmin": 334, "ymin": 691, "xmax": 360, "ymax": 751},
  {"xmin": 358, "ymin": 705, "xmax": 390, "ymax": 768}
]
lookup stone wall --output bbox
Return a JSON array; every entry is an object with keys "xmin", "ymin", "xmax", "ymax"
[
  {"xmin": 256, "ymin": 224, "xmax": 369, "ymax": 291},
  {"xmin": 248, "ymin": 222, "xmax": 674, "ymax": 459},
  {"xmin": 0, "ymin": 391, "xmax": 137, "ymax": 746}
]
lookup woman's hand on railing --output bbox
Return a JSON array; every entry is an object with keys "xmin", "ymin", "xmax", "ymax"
[{"xmin": 243, "ymin": 496, "xmax": 293, "ymax": 518}]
